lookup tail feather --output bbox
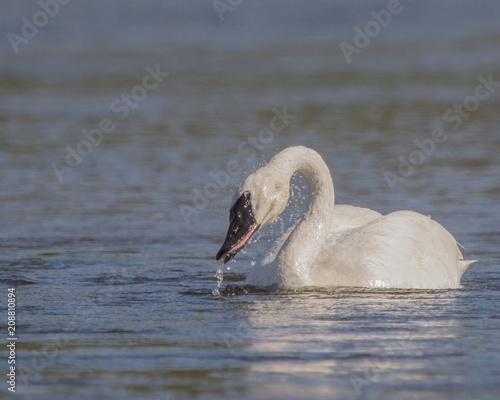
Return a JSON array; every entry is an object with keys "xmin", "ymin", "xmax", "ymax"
[
  {"xmin": 456, "ymin": 242, "xmax": 476, "ymax": 275},
  {"xmin": 458, "ymin": 260, "xmax": 476, "ymax": 275}
]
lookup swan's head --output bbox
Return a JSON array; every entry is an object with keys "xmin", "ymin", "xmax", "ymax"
[{"xmin": 215, "ymin": 169, "xmax": 290, "ymax": 263}]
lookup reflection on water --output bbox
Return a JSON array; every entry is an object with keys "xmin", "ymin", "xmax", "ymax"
[{"xmin": 1, "ymin": 1, "xmax": 500, "ymax": 399}]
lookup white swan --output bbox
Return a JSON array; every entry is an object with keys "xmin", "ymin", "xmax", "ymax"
[{"xmin": 216, "ymin": 146, "xmax": 475, "ymax": 289}]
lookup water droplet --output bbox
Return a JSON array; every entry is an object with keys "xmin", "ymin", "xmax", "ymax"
[{"xmin": 212, "ymin": 265, "xmax": 224, "ymax": 296}]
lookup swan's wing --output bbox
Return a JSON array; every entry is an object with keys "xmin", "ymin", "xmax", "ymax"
[
  {"xmin": 327, "ymin": 205, "xmax": 382, "ymax": 245},
  {"xmin": 330, "ymin": 205, "xmax": 382, "ymax": 232},
  {"xmin": 315, "ymin": 210, "xmax": 472, "ymax": 288}
]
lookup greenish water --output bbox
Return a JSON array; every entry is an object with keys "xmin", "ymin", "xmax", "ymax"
[{"xmin": 1, "ymin": 1, "xmax": 500, "ymax": 399}]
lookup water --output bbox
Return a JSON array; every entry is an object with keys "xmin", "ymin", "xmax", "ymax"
[{"xmin": 1, "ymin": 1, "xmax": 500, "ymax": 399}]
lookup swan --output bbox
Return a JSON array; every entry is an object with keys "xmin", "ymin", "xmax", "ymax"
[{"xmin": 215, "ymin": 146, "xmax": 475, "ymax": 289}]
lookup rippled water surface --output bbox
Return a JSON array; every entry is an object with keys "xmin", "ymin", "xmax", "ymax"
[{"xmin": 1, "ymin": 1, "xmax": 500, "ymax": 399}]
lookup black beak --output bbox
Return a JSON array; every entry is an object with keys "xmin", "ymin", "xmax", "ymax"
[{"xmin": 216, "ymin": 191, "xmax": 259, "ymax": 263}]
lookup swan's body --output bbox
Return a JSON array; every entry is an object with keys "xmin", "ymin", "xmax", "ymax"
[{"xmin": 216, "ymin": 146, "xmax": 475, "ymax": 289}]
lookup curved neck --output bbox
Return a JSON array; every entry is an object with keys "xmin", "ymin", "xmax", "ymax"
[{"xmin": 271, "ymin": 147, "xmax": 335, "ymax": 286}]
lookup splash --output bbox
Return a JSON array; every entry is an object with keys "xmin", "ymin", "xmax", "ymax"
[{"xmin": 212, "ymin": 264, "xmax": 224, "ymax": 296}]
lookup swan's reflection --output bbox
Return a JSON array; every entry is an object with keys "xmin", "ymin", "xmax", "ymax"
[{"xmin": 223, "ymin": 289, "xmax": 466, "ymax": 397}]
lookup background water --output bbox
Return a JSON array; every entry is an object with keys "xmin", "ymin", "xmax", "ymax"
[{"xmin": 1, "ymin": 1, "xmax": 500, "ymax": 399}]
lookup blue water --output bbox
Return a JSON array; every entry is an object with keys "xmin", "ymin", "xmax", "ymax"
[{"xmin": 1, "ymin": 1, "xmax": 500, "ymax": 399}]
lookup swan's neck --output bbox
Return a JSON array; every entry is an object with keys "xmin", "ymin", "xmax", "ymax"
[{"xmin": 273, "ymin": 148, "xmax": 335, "ymax": 286}]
